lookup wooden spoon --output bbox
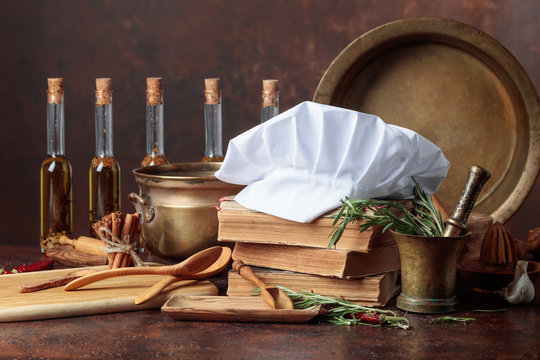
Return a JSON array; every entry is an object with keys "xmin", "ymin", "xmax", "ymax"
[
  {"xmin": 64, "ymin": 246, "xmax": 224, "ymax": 291},
  {"xmin": 134, "ymin": 247, "xmax": 232, "ymax": 305},
  {"xmin": 232, "ymin": 260, "xmax": 294, "ymax": 310}
]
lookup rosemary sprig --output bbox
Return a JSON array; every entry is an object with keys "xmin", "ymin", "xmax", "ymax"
[
  {"xmin": 329, "ymin": 179, "xmax": 444, "ymax": 248},
  {"xmin": 278, "ymin": 286, "xmax": 410, "ymax": 330},
  {"xmin": 429, "ymin": 316, "xmax": 476, "ymax": 325}
]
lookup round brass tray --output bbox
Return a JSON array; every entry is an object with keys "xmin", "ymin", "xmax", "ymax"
[{"xmin": 314, "ymin": 18, "xmax": 539, "ymax": 224}]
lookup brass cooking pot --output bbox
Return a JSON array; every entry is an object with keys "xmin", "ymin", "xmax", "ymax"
[{"xmin": 130, "ymin": 162, "xmax": 244, "ymax": 259}]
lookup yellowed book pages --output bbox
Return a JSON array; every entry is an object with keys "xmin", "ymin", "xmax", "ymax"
[
  {"xmin": 227, "ymin": 268, "xmax": 400, "ymax": 306},
  {"xmin": 218, "ymin": 198, "xmax": 397, "ymax": 252},
  {"xmin": 232, "ymin": 242, "xmax": 401, "ymax": 279}
]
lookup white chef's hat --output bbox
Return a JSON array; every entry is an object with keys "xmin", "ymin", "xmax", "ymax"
[{"xmin": 215, "ymin": 101, "xmax": 449, "ymax": 223}]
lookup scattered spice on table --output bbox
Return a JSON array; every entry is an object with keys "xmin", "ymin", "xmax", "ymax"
[
  {"xmin": 279, "ymin": 287, "xmax": 410, "ymax": 330},
  {"xmin": 429, "ymin": 316, "xmax": 476, "ymax": 326},
  {"xmin": 1, "ymin": 257, "xmax": 54, "ymax": 274}
]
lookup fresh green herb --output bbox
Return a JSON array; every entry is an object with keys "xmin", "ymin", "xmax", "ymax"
[
  {"xmin": 473, "ymin": 309, "xmax": 507, "ymax": 313},
  {"xmin": 278, "ymin": 286, "xmax": 410, "ymax": 330},
  {"xmin": 329, "ymin": 179, "xmax": 444, "ymax": 248},
  {"xmin": 429, "ymin": 316, "xmax": 476, "ymax": 325}
]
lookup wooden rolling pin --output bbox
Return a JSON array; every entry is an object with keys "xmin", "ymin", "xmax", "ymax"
[{"xmin": 58, "ymin": 235, "xmax": 106, "ymax": 256}]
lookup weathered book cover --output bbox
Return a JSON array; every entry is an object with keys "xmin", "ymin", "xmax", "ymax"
[
  {"xmin": 227, "ymin": 267, "xmax": 400, "ymax": 306},
  {"xmin": 232, "ymin": 242, "xmax": 401, "ymax": 279},
  {"xmin": 218, "ymin": 198, "xmax": 396, "ymax": 252}
]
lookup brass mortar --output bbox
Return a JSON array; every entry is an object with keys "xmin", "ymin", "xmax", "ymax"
[
  {"xmin": 393, "ymin": 231, "xmax": 469, "ymax": 314},
  {"xmin": 131, "ymin": 162, "xmax": 243, "ymax": 259}
]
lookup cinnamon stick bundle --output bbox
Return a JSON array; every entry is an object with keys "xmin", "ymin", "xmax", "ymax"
[
  {"xmin": 91, "ymin": 211, "xmax": 140, "ymax": 269},
  {"xmin": 111, "ymin": 211, "xmax": 124, "ymax": 268}
]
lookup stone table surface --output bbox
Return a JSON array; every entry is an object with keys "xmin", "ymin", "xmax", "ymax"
[{"xmin": 0, "ymin": 244, "xmax": 539, "ymax": 360}]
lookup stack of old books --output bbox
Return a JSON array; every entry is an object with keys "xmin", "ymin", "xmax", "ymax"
[{"xmin": 218, "ymin": 197, "xmax": 401, "ymax": 306}]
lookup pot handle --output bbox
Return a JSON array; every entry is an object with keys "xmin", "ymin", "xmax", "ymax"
[{"xmin": 128, "ymin": 193, "xmax": 155, "ymax": 224}]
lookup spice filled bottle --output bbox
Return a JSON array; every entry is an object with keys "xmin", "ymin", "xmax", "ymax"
[
  {"xmin": 89, "ymin": 78, "xmax": 121, "ymax": 233},
  {"xmin": 40, "ymin": 78, "xmax": 73, "ymax": 252},
  {"xmin": 140, "ymin": 77, "xmax": 169, "ymax": 167},
  {"xmin": 261, "ymin": 79, "xmax": 279, "ymax": 123},
  {"xmin": 201, "ymin": 78, "xmax": 224, "ymax": 162}
]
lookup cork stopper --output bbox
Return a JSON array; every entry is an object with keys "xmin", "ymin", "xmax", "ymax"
[
  {"xmin": 262, "ymin": 79, "xmax": 279, "ymax": 107},
  {"xmin": 96, "ymin": 78, "xmax": 111, "ymax": 91},
  {"xmin": 147, "ymin": 77, "xmax": 162, "ymax": 92},
  {"xmin": 146, "ymin": 77, "xmax": 163, "ymax": 106},
  {"xmin": 95, "ymin": 78, "xmax": 112, "ymax": 106},
  {"xmin": 263, "ymin": 79, "xmax": 279, "ymax": 93},
  {"xmin": 204, "ymin": 78, "xmax": 221, "ymax": 104},
  {"xmin": 47, "ymin": 78, "xmax": 64, "ymax": 104}
]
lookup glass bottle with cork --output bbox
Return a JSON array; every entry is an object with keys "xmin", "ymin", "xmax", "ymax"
[
  {"xmin": 261, "ymin": 79, "xmax": 279, "ymax": 123},
  {"xmin": 201, "ymin": 78, "xmax": 224, "ymax": 162},
  {"xmin": 141, "ymin": 77, "xmax": 169, "ymax": 167},
  {"xmin": 89, "ymin": 78, "xmax": 121, "ymax": 233},
  {"xmin": 40, "ymin": 78, "xmax": 73, "ymax": 252}
]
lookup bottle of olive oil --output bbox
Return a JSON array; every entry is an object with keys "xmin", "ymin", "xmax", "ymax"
[
  {"xmin": 201, "ymin": 78, "xmax": 224, "ymax": 162},
  {"xmin": 89, "ymin": 78, "xmax": 121, "ymax": 233},
  {"xmin": 261, "ymin": 79, "xmax": 279, "ymax": 123},
  {"xmin": 140, "ymin": 77, "xmax": 169, "ymax": 167},
  {"xmin": 40, "ymin": 78, "xmax": 73, "ymax": 252}
]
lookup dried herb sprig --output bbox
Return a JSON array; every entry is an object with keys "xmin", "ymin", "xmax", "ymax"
[
  {"xmin": 329, "ymin": 179, "xmax": 444, "ymax": 248},
  {"xmin": 429, "ymin": 316, "xmax": 476, "ymax": 326},
  {"xmin": 279, "ymin": 286, "xmax": 410, "ymax": 330}
]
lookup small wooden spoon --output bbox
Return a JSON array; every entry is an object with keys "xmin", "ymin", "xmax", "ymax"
[
  {"xmin": 232, "ymin": 260, "xmax": 294, "ymax": 310},
  {"xmin": 64, "ymin": 246, "xmax": 224, "ymax": 291},
  {"xmin": 134, "ymin": 247, "xmax": 232, "ymax": 305}
]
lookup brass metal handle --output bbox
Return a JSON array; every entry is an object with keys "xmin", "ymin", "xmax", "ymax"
[
  {"xmin": 443, "ymin": 165, "xmax": 491, "ymax": 237},
  {"xmin": 128, "ymin": 192, "xmax": 155, "ymax": 224}
]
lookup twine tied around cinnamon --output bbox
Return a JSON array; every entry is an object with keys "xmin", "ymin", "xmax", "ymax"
[{"xmin": 98, "ymin": 226, "xmax": 146, "ymax": 268}]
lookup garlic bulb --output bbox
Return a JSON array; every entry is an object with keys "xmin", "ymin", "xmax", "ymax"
[{"xmin": 497, "ymin": 261, "xmax": 535, "ymax": 304}]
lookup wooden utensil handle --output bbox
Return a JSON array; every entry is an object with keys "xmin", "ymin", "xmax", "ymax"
[
  {"xmin": 232, "ymin": 260, "xmax": 266, "ymax": 288},
  {"xmin": 135, "ymin": 276, "xmax": 178, "ymax": 305},
  {"xmin": 19, "ymin": 275, "xmax": 80, "ymax": 293},
  {"xmin": 135, "ymin": 277, "xmax": 197, "ymax": 305},
  {"xmin": 64, "ymin": 266, "xmax": 172, "ymax": 291}
]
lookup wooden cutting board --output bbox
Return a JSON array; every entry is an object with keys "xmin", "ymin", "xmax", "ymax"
[{"xmin": 0, "ymin": 266, "xmax": 218, "ymax": 322}]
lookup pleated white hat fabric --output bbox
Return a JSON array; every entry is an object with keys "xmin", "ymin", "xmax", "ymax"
[{"xmin": 215, "ymin": 101, "xmax": 449, "ymax": 223}]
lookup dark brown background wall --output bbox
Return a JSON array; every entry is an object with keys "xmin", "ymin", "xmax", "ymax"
[{"xmin": 1, "ymin": 0, "xmax": 538, "ymax": 248}]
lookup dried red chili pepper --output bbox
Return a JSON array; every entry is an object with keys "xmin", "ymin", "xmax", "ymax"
[
  {"xmin": 357, "ymin": 312, "xmax": 381, "ymax": 325},
  {"xmin": 1, "ymin": 257, "xmax": 54, "ymax": 275}
]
